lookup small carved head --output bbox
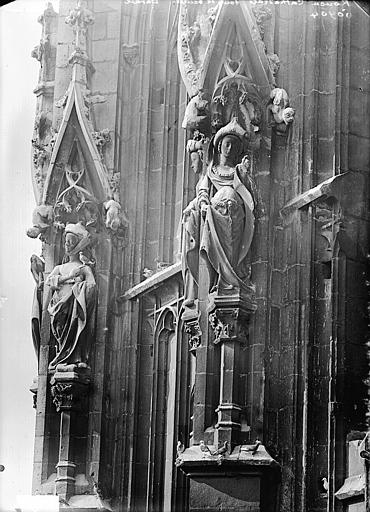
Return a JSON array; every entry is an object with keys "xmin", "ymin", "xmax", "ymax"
[{"xmin": 282, "ymin": 107, "xmax": 295, "ymax": 124}]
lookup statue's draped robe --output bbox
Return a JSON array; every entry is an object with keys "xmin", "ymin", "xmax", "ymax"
[
  {"xmin": 46, "ymin": 264, "xmax": 96, "ymax": 370},
  {"xmin": 31, "ymin": 287, "xmax": 42, "ymax": 359},
  {"xmin": 182, "ymin": 165, "xmax": 255, "ymax": 300}
]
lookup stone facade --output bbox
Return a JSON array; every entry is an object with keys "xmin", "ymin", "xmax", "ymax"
[{"xmin": 27, "ymin": 1, "xmax": 369, "ymax": 511}]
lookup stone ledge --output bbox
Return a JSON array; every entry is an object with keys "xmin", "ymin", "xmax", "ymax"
[
  {"xmin": 178, "ymin": 444, "xmax": 279, "ymax": 477},
  {"xmin": 119, "ymin": 261, "xmax": 182, "ymax": 300},
  {"xmin": 280, "ymin": 170, "xmax": 364, "ymax": 217},
  {"xmin": 335, "ymin": 474, "xmax": 365, "ymax": 501}
]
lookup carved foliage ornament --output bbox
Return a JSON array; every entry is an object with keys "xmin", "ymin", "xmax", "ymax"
[
  {"xmin": 209, "ymin": 308, "xmax": 249, "ymax": 345},
  {"xmin": 184, "ymin": 319, "xmax": 202, "ymax": 352},
  {"xmin": 51, "ymin": 378, "xmax": 90, "ymax": 412}
]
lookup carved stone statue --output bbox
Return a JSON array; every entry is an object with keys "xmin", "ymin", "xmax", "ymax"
[
  {"xmin": 186, "ymin": 131, "xmax": 209, "ymax": 175},
  {"xmin": 26, "ymin": 204, "xmax": 54, "ymax": 239},
  {"xmin": 181, "ymin": 90, "xmax": 211, "ymax": 135},
  {"xmin": 267, "ymin": 88, "xmax": 295, "ymax": 133},
  {"xmin": 104, "ymin": 199, "xmax": 128, "ymax": 232},
  {"xmin": 104, "ymin": 199, "xmax": 121, "ymax": 231},
  {"xmin": 182, "ymin": 118, "xmax": 258, "ymax": 310},
  {"xmin": 46, "ymin": 223, "xmax": 96, "ymax": 371}
]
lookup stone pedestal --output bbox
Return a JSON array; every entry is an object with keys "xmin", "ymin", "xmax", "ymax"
[{"xmin": 178, "ymin": 443, "xmax": 279, "ymax": 512}]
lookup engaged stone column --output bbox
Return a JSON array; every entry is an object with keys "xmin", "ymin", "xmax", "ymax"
[
  {"xmin": 51, "ymin": 367, "xmax": 90, "ymax": 501},
  {"xmin": 209, "ymin": 297, "xmax": 253, "ymax": 450}
]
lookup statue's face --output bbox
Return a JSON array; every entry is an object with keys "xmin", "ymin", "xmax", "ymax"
[
  {"xmin": 64, "ymin": 233, "xmax": 79, "ymax": 254},
  {"xmin": 219, "ymin": 135, "xmax": 241, "ymax": 163}
]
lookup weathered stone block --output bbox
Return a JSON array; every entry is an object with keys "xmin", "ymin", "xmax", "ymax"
[
  {"xmin": 107, "ymin": 11, "xmax": 121, "ymax": 39},
  {"xmin": 92, "ymin": 12, "xmax": 107, "ymax": 40},
  {"xmin": 189, "ymin": 476, "xmax": 260, "ymax": 511},
  {"xmin": 92, "ymin": 39, "xmax": 119, "ymax": 62}
]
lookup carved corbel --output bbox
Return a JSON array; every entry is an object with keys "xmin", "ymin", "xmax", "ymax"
[
  {"xmin": 184, "ymin": 318, "xmax": 202, "ymax": 353},
  {"xmin": 209, "ymin": 307, "xmax": 249, "ymax": 345},
  {"xmin": 50, "ymin": 366, "xmax": 91, "ymax": 412}
]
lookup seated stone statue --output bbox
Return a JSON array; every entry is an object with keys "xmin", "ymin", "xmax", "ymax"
[
  {"xmin": 46, "ymin": 222, "xmax": 96, "ymax": 371},
  {"xmin": 182, "ymin": 118, "xmax": 258, "ymax": 308}
]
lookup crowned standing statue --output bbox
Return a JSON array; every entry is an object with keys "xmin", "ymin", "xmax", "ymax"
[
  {"xmin": 182, "ymin": 118, "xmax": 259, "ymax": 311},
  {"xmin": 46, "ymin": 222, "xmax": 96, "ymax": 371}
]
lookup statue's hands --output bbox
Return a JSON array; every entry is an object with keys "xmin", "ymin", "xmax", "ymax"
[
  {"xmin": 69, "ymin": 266, "xmax": 85, "ymax": 281},
  {"xmin": 200, "ymin": 201, "xmax": 209, "ymax": 218},
  {"xmin": 182, "ymin": 202, "xmax": 194, "ymax": 221}
]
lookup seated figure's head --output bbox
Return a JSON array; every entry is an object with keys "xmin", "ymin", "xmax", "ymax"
[
  {"xmin": 218, "ymin": 135, "xmax": 242, "ymax": 165},
  {"xmin": 64, "ymin": 223, "xmax": 90, "ymax": 256},
  {"xmin": 213, "ymin": 118, "xmax": 247, "ymax": 165}
]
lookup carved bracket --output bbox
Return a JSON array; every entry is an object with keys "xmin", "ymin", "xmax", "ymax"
[
  {"xmin": 50, "ymin": 367, "xmax": 91, "ymax": 412},
  {"xmin": 209, "ymin": 307, "xmax": 249, "ymax": 345}
]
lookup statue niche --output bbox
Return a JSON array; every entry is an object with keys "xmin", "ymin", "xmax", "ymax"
[
  {"xmin": 46, "ymin": 222, "xmax": 96, "ymax": 371},
  {"xmin": 182, "ymin": 118, "xmax": 258, "ymax": 311}
]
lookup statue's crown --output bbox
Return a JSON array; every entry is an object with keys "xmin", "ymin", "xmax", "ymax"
[{"xmin": 214, "ymin": 117, "xmax": 247, "ymax": 148}]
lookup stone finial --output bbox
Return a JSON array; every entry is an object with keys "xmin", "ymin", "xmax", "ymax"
[
  {"xmin": 65, "ymin": 0, "xmax": 94, "ymax": 51},
  {"xmin": 38, "ymin": 2, "xmax": 57, "ymax": 26}
]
